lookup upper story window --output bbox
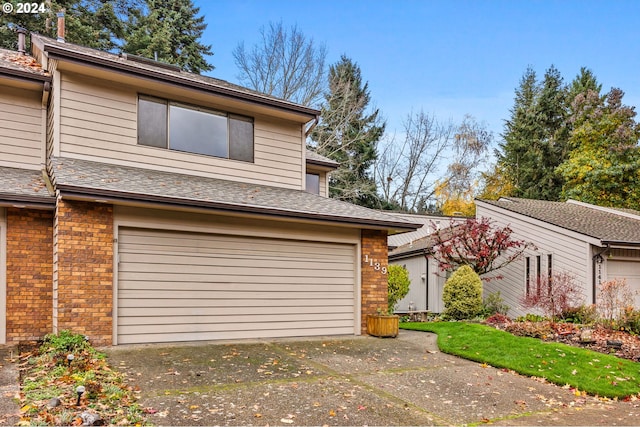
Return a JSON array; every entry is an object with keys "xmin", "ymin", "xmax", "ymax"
[
  {"xmin": 305, "ymin": 173, "xmax": 320, "ymax": 195},
  {"xmin": 138, "ymin": 95, "xmax": 254, "ymax": 162}
]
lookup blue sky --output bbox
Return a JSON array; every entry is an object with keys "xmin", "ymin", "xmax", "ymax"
[{"xmin": 195, "ymin": 0, "xmax": 640, "ymax": 142}]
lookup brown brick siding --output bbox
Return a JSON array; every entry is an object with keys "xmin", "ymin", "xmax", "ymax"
[
  {"xmin": 5, "ymin": 208, "xmax": 53, "ymax": 343},
  {"xmin": 55, "ymin": 200, "xmax": 113, "ymax": 346},
  {"xmin": 360, "ymin": 229, "xmax": 388, "ymax": 334}
]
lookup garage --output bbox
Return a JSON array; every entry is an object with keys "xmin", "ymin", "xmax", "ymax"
[{"xmin": 116, "ymin": 227, "xmax": 357, "ymax": 344}]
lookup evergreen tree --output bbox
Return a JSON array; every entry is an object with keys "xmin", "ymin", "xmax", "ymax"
[
  {"xmin": 496, "ymin": 65, "xmax": 569, "ymax": 200},
  {"xmin": 123, "ymin": 0, "xmax": 213, "ymax": 73},
  {"xmin": 310, "ymin": 55, "xmax": 385, "ymax": 208},
  {"xmin": 558, "ymin": 88, "xmax": 640, "ymax": 209},
  {"xmin": 567, "ymin": 67, "xmax": 603, "ymax": 114},
  {"xmin": 0, "ymin": 0, "xmax": 140, "ymax": 51}
]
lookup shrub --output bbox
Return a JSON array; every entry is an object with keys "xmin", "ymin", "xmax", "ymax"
[
  {"xmin": 597, "ymin": 278, "xmax": 634, "ymax": 326},
  {"xmin": 480, "ymin": 291, "xmax": 509, "ymax": 317},
  {"xmin": 43, "ymin": 330, "xmax": 90, "ymax": 353},
  {"xmin": 515, "ymin": 313, "xmax": 547, "ymax": 323},
  {"xmin": 561, "ymin": 304, "xmax": 597, "ymax": 324},
  {"xmin": 520, "ymin": 271, "xmax": 584, "ymax": 321},
  {"xmin": 619, "ymin": 306, "xmax": 640, "ymax": 334},
  {"xmin": 387, "ymin": 264, "xmax": 410, "ymax": 314},
  {"xmin": 442, "ymin": 265, "xmax": 483, "ymax": 320},
  {"xmin": 485, "ymin": 313, "xmax": 512, "ymax": 326},
  {"xmin": 505, "ymin": 321, "xmax": 554, "ymax": 339}
]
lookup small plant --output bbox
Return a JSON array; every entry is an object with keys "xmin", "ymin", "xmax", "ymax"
[
  {"xmin": 484, "ymin": 313, "xmax": 512, "ymax": 326},
  {"xmin": 619, "ymin": 306, "xmax": 640, "ymax": 335},
  {"xmin": 442, "ymin": 265, "xmax": 483, "ymax": 320},
  {"xmin": 561, "ymin": 304, "xmax": 597, "ymax": 324},
  {"xmin": 505, "ymin": 321, "xmax": 554, "ymax": 339},
  {"xmin": 520, "ymin": 271, "xmax": 585, "ymax": 322},
  {"xmin": 387, "ymin": 264, "xmax": 410, "ymax": 314},
  {"xmin": 480, "ymin": 291, "xmax": 509, "ymax": 317},
  {"xmin": 43, "ymin": 330, "xmax": 90, "ymax": 353},
  {"xmin": 515, "ymin": 313, "xmax": 547, "ymax": 323}
]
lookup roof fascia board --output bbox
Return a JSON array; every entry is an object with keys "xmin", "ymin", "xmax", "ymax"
[
  {"xmin": 0, "ymin": 194, "xmax": 55, "ymax": 209},
  {"xmin": 567, "ymin": 199, "xmax": 640, "ymax": 221},
  {"xmin": 57, "ymin": 185, "xmax": 418, "ymax": 232},
  {"xmin": 0, "ymin": 67, "xmax": 51, "ymax": 84},
  {"xmin": 42, "ymin": 44, "xmax": 319, "ymax": 119},
  {"xmin": 475, "ymin": 199, "xmax": 603, "ymax": 246}
]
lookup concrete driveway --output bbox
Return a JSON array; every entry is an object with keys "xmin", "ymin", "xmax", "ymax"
[{"xmin": 104, "ymin": 330, "xmax": 640, "ymax": 426}]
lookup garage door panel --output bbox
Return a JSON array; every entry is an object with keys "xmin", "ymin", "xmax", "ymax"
[
  {"xmin": 607, "ymin": 260, "xmax": 640, "ymax": 306},
  {"xmin": 119, "ymin": 305, "xmax": 353, "ymax": 317},
  {"xmin": 118, "ymin": 277, "xmax": 354, "ymax": 289},
  {"xmin": 117, "ymin": 227, "xmax": 357, "ymax": 344},
  {"xmin": 118, "ymin": 326, "xmax": 355, "ymax": 345}
]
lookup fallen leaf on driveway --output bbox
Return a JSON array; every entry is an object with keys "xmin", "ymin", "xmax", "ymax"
[{"xmin": 280, "ymin": 418, "xmax": 294, "ymax": 424}]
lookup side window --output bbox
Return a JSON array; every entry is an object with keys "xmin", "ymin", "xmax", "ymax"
[
  {"xmin": 525, "ymin": 256, "xmax": 531, "ymax": 296},
  {"xmin": 305, "ymin": 173, "xmax": 320, "ymax": 194},
  {"xmin": 138, "ymin": 95, "xmax": 254, "ymax": 162}
]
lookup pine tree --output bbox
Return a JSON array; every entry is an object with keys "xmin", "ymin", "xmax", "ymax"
[
  {"xmin": 567, "ymin": 67, "xmax": 603, "ymax": 115},
  {"xmin": 496, "ymin": 65, "xmax": 569, "ymax": 200},
  {"xmin": 123, "ymin": 0, "xmax": 213, "ymax": 73},
  {"xmin": 310, "ymin": 55, "xmax": 385, "ymax": 208}
]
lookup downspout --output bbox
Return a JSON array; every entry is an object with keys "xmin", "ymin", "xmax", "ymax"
[
  {"xmin": 425, "ymin": 251, "xmax": 429, "ymax": 311},
  {"xmin": 592, "ymin": 244, "xmax": 610, "ymax": 305}
]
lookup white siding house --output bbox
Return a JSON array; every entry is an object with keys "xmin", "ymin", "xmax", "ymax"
[{"xmin": 476, "ymin": 198, "xmax": 640, "ymax": 317}]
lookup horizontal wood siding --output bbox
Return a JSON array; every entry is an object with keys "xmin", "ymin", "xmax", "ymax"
[
  {"xmin": 477, "ymin": 204, "xmax": 592, "ymax": 318},
  {"xmin": 391, "ymin": 256, "xmax": 427, "ymax": 312},
  {"xmin": 0, "ymin": 85, "xmax": 42, "ymax": 169},
  {"xmin": 117, "ymin": 227, "xmax": 356, "ymax": 344},
  {"xmin": 58, "ymin": 73, "xmax": 304, "ymax": 189}
]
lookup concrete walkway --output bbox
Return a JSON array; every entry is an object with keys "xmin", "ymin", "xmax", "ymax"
[
  {"xmin": 103, "ymin": 330, "xmax": 640, "ymax": 426},
  {"xmin": 0, "ymin": 347, "xmax": 20, "ymax": 426}
]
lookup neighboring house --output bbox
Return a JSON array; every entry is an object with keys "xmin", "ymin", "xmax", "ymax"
[
  {"xmin": 386, "ymin": 213, "xmax": 466, "ymax": 313},
  {"xmin": 476, "ymin": 198, "xmax": 640, "ymax": 317},
  {"xmin": 0, "ymin": 32, "xmax": 419, "ymax": 346}
]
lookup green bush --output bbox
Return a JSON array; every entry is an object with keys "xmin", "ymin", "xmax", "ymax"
[
  {"xmin": 43, "ymin": 330, "xmax": 90, "ymax": 353},
  {"xmin": 480, "ymin": 291, "xmax": 510, "ymax": 317},
  {"xmin": 442, "ymin": 265, "xmax": 483, "ymax": 320},
  {"xmin": 387, "ymin": 265, "xmax": 410, "ymax": 313},
  {"xmin": 561, "ymin": 304, "xmax": 598, "ymax": 324}
]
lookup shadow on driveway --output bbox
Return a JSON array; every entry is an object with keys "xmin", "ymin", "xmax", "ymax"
[{"xmin": 105, "ymin": 330, "xmax": 640, "ymax": 426}]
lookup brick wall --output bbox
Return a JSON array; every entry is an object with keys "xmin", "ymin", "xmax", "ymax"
[
  {"xmin": 360, "ymin": 229, "xmax": 388, "ymax": 334},
  {"xmin": 6, "ymin": 208, "xmax": 53, "ymax": 342},
  {"xmin": 55, "ymin": 200, "xmax": 113, "ymax": 346}
]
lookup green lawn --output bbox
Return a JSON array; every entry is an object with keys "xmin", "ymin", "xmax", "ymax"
[{"xmin": 401, "ymin": 321, "xmax": 640, "ymax": 398}]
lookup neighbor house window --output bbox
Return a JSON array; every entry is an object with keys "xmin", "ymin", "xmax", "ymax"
[
  {"xmin": 525, "ymin": 257, "xmax": 531, "ymax": 296},
  {"xmin": 138, "ymin": 95, "xmax": 254, "ymax": 162},
  {"xmin": 305, "ymin": 173, "xmax": 320, "ymax": 194}
]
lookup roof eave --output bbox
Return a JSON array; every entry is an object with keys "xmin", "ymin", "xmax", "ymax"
[
  {"xmin": 0, "ymin": 67, "xmax": 51, "ymax": 84},
  {"xmin": 42, "ymin": 43, "xmax": 319, "ymax": 119},
  {"xmin": 0, "ymin": 193, "xmax": 55, "ymax": 210},
  {"xmin": 57, "ymin": 185, "xmax": 418, "ymax": 232},
  {"xmin": 601, "ymin": 240, "xmax": 640, "ymax": 248},
  {"xmin": 305, "ymin": 159, "xmax": 339, "ymax": 170}
]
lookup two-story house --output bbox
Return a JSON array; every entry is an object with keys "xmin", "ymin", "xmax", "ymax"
[{"xmin": 0, "ymin": 33, "xmax": 419, "ymax": 346}]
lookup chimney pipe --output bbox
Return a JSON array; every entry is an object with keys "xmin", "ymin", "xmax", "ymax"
[
  {"xmin": 56, "ymin": 11, "xmax": 65, "ymax": 43},
  {"xmin": 17, "ymin": 27, "xmax": 27, "ymax": 55}
]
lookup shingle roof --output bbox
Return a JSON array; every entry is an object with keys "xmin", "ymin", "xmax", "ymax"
[
  {"xmin": 0, "ymin": 166, "xmax": 55, "ymax": 205},
  {"xmin": 389, "ymin": 234, "xmax": 437, "ymax": 258},
  {"xmin": 50, "ymin": 157, "xmax": 420, "ymax": 231},
  {"xmin": 0, "ymin": 48, "xmax": 50, "ymax": 81},
  {"xmin": 305, "ymin": 150, "xmax": 339, "ymax": 168},
  {"xmin": 31, "ymin": 35, "xmax": 318, "ymax": 118},
  {"xmin": 477, "ymin": 197, "xmax": 640, "ymax": 244}
]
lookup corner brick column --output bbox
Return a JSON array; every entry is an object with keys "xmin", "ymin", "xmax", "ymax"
[
  {"xmin": 55, "ymin": 199, "xmax": 113, "ymax": 346},
  {"xmin": 5, "ymin": 208, "xmax": 53, "ymax": 343},
  {"xmin": 360, "ymin": 229, "xmax": 388, "ymax": 334}
]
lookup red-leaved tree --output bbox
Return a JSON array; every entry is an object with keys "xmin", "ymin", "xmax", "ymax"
[
  {"xmin": 520, "ymin": 271, "xmax": 585, "ymax": 321},
  {"xmin": 428, "ymin": 217, "xmax": 534, "ymax": 280}
]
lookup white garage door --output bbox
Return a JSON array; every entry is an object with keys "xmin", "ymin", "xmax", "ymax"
[
  {"xmin": 607, "ymin": 260, "xmax": 640, "ymax": 307},
  {"xmin": 116, "ymin": 227, "xmax": 356, "ymax": 344}
]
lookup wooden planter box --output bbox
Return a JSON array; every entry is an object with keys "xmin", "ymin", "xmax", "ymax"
[{"xmin": 366, "ymin": 314, "xmax": 399, "ymax": 338}]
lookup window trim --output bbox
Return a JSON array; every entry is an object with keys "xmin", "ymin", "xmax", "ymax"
[{"xmin": 137, "ymin": 94, "xmax": 254, "ymax": 163}]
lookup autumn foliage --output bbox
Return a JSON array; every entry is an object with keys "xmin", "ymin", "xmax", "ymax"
[
  {"xmin": 520, "ymin": 271, "xmax": 585, "ymax": 321},
  {"xmin": 429, "ymin": 217, "xmax": 533, "ymax": 280}
]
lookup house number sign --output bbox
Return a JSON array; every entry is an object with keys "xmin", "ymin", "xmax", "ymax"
[{"xmin": 364, "ymin": 254, "xmax": 387, "ymax": 274}]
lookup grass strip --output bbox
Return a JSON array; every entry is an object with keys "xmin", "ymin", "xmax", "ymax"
[{"xmin": 401, "ymin": 321, "xmax": 640, "ymax": 398}]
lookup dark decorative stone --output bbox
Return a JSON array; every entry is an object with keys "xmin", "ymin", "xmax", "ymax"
[{"xmin": 606, "ymin": 340, "xmax": 623, "ymax": 349}]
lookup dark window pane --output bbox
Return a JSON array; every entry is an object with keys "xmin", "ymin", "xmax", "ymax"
[
  {"xmin": 306, "ymin": 173, "xmax": 320, "ymax": 194},
  {"xmin": 169, "ymin": 104, "xmax": 228, "ymax": 157},
  {"xmin": 138, "ymin": 97, "xmax": 167, "ymax": 148},
  {"xmin": 229, "ymin": 115, "xmax": 254, "ymax": 162}
]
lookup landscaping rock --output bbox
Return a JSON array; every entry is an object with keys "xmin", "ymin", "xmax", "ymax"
[
  {"xmin": 80, "ymin": 411, "xmax": 103, "ymax": 426},
  {"xmin": 47, "ymin": 397, "xmax": 61, "ymax": 408}
]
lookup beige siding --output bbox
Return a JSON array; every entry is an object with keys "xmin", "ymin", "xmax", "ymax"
[
  {"xmin": 0, "ymin": 85, "xmax": 43, "ymax": 169},
  {"xmin": 0, "ymin": 208, "xmax": 5, "ymax": 343},
  {"xmin": 114, "ymin": 207, "xmax": 359, "ymax": 344},
  {"xmin": 392, "ymin": 256, "xmax": 445, "ymax": 313},
  {"xmin": 477, "ymin": 203, "xmax": 594, "ymax": 318},
  {"xmin": 57, "ymin": 73, "xmax": 304, "ymax": 189}
]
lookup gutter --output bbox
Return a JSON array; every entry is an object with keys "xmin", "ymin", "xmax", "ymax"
[
  {"xmin": 304, "ymin": 115, "xmax": 320, "ymax": 138},
  {"xmin": 0, "ymin": 194, "xmax": 55, "ymax": 210},
  {"xmin": 56, "ymin": 185, "xmax": 419, "ymax": 232},
  {"xmin": 42, "ymin": 44, "xmax": 320, "ymax": 119},
  {"xmin": 0, "ymin": 67, "xmax": 51, "ymax": 84}
]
